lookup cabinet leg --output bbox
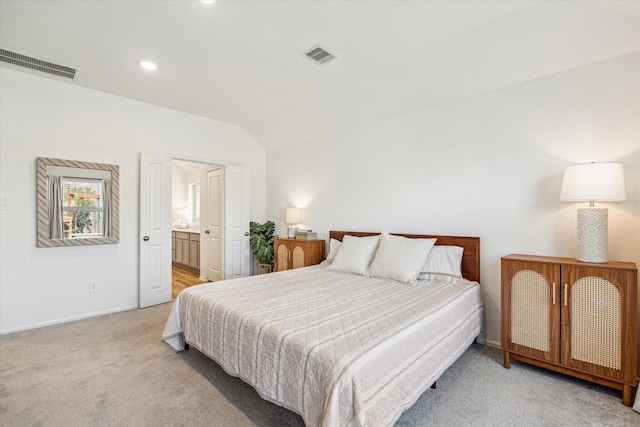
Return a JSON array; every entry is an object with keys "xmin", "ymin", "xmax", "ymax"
[
  {"xmin": 503, "ymin": 351, "xmax": 510, "ymax": 369},
  {"xmin": 622, "ymin": 384, "xmax": 633, "ymax": 407}
]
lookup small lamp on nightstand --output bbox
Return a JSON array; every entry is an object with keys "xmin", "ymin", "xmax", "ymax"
[
  {"xmin": 285, "ymin": 207, "xmax": 302, "ymax": 238},
  {"xmin": 560, "ymin": 162, "xmax": 626, "ymax": 263}
]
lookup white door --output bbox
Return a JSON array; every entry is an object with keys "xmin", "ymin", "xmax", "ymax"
[
  {"xmin": 139, "ymin": 153, "xmax": 172, "ymax": 308},
  {"xmin": 206, "ymin": 168, "xmax": 223, "ymax": 281},
  {"xmin": 224, "ymin": 165, "xmax": 250, "ymax": 279}
]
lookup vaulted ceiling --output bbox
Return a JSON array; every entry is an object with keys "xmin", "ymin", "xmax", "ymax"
[{"xmin": 1, "ymin": 1, "xmax": 638, "ymax": 150}]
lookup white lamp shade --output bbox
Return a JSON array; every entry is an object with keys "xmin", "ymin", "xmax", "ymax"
[
  {"xmin": 285, "ymin": 207, "xmax": 302, "ymax": 224},
  {"xmin": 177, "ymin": 207, "xmax": 188, "ymax": 219},
  {"xmin": 560, "ymin": 162, "xmax": 625, "ymax": 202}
]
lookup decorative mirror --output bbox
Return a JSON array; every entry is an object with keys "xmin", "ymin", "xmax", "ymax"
[{"xmin": 36, "ymin": 157, "xmax": 119, "ymax": 247}]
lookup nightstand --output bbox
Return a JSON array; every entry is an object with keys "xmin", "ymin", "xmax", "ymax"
[
  {"xmin": 273, "ymin": 238, "xmax": 325, "ymax": 272},
  {"xmin": 501, "ymin": 254, "xmax": 637, "ymax": 406}
]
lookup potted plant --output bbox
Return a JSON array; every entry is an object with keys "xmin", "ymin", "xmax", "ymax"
[{"xmin": 249, "ymin": 221, "xmax": 277, "ymax": 273}]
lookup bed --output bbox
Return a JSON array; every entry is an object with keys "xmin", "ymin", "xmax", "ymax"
[{"xmin": 163, "ymin": 231, "xmax": 483, "ymax": 427}]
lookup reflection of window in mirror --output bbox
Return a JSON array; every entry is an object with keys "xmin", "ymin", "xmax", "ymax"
[
  {"xmin": 37, "ymin": 157, "xmax": 119, "ymax": 247},
  {"xmin": 188, "ymin": 183, "xmax": 200, "ymax": 223},
  {"xmin": 62, "ymin": 177, "xmax": 105, "ymax": 238}
]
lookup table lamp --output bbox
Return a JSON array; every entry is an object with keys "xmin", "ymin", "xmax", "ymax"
[
  {"xmin": 559, "ymin": 162, "xmax": 625, "ymax": 263},
  {"xmin": 177, "ymin": 207, "xmax": 189, "ymax": 229},
  {"xmin": 285, "ymin": 207, "xmax": 302, "ymax": 238}
]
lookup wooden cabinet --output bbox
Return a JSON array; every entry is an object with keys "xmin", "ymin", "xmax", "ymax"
[
  {"xmin": 171, "ymin": 233, "xmax": 176, "ymax": 262},
  {"xmin": 501, "ymin": 254, "xmax": 637, "ymax": 406},
  {"xmin": 175, "ymin": 232, "xmax": 189, "ymax": 264},
  {"xmin": 172, "ymin": 231, "xmax": 200, "ymax": 272},
  {"xmin": 189, "ymin": 234, "xmax": 200, "ymax": 269},
  {"xmin": 274, "ymin": 238, "xmax": 325, "ymax": 272}
]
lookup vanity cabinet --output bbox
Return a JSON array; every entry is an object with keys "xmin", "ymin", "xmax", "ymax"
[
  {"xmin": 189, "ymin": 234, "xmax": 200, "ymax": 269},
  {"xmin": 274, "ymin": 238, "xmax": 325, "ymax": 272},
  {"xmin": 501, "ymin": 254, "xmax": 637, "ymax": 406},
  {"xmin": 172, "ymin": 231, "xmax": 200, "ymax": 272}
]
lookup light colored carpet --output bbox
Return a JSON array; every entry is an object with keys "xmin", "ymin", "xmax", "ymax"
[{"xmin": 1, "ymin": 303, "xmax": 638, "ymax": 426}]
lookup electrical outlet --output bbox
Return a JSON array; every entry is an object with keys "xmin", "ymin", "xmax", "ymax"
[{"xmin": 89, "ymin": 280, "xmax": 98, "ymax": 293}]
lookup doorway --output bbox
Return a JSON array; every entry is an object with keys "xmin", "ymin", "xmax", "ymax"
[
  {"xmin": 171, "ymin": 159, "xmax": 220, "ymax": 297},
  {"xmin": 139, "ymin": 153, "xmax": 250, "ymax": 308}
]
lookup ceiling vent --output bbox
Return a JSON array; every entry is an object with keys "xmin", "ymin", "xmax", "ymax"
[
  {"xmin": 302, "ymin": 45, "xmax": 337, "ymax": 66},
  {"xmin": 0, "ymin": 48, "xmax": 76, "ymax": 79}
]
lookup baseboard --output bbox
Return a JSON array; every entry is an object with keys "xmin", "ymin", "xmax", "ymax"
[
  {"xmin": 472, "ymin": 334, "xmax": 500, "ymax": 349},
  {"xmin": 0, "ymin": 304, "xmax": 139, "ymax": 335},
  {"xmin": 483, "ymin": 338, "xmax": 501, "ymax": 349}
]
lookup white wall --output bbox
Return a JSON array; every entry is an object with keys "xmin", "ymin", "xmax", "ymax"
[
  {"xmin": 266, "ymin": 53, "xmax": 640, "ymax": 354},
  {"xmin": 0, "ymin": 67, "xmax": 266, "ymax": 333}
]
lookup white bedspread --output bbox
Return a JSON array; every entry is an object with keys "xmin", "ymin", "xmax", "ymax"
[{"xmin": 163, "ymin": 265, "xmax": 483, "ymax": 427}]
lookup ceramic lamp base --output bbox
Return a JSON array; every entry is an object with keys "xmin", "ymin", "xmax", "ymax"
[{"xmin": 576, "ymin": 207, "xmax": 608, "ymax": 263}]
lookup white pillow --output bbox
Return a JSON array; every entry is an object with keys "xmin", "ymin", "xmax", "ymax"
[
  {"xmin": 368, "ymin": 232, "xmax": 436, "ymax": 285},
  {"xmin": 326, "ymin": 238, "xmax": 342, "ymax": 261},
  {"xmin": 326, "ymin": 234, "xmax": 380, "ymax": 275},
  {"xmin": 419, "ymin": 245, "xmax": 464, "ymax": 277}
]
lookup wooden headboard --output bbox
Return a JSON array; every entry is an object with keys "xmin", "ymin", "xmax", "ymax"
[{"xmin": 329, "ymin": 231, "xmax": 481, "ymax": 283}]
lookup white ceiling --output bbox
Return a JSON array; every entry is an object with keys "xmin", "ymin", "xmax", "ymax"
[{"xmin": 1, "ymin": 1, "xmax": 638, "ymax": 150}]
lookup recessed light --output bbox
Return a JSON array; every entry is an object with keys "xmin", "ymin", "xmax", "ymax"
[
  {"xmin": 200, "ymin": 0, "xmax": 215, "ymax": 4},
  {"xmin": 139, "ymin": 60, "xmax": 157, "ymax": 71}
]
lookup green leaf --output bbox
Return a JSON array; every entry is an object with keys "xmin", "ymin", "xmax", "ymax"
[{"xmin": 249, "ymin": 220, "xmax": 277, "ymax": 265}]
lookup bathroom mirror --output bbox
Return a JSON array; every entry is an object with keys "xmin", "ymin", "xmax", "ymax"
[
  {"xmin": 188, "ymin": 182, "xmax": 200, "ymax": 223},
  {"xmin": 36, "ymin": 157, "xmax": 119, "ymax": 247}
]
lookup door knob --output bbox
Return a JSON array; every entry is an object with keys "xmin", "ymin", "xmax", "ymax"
[
  {"xmin": 143, "ymin": 236, "xmax": 150, "ymax": 241},
  {"xmin": 244, "ymin": 232, "xmax": 249, "ymax": 236},
  {"xmin": 205, "ymin": 230, "xmax": 210, "ymax": 234}
]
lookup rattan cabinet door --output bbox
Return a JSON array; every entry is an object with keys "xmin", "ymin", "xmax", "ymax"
[
  {"xmin": 561, "ymin": 265, "xmax": 636, "ymax": 383},
  {"xmin": 274, "ymin": 240, "xmax": 290, "ymax": 272},
  {"xmin": 501, "ymin": 258, "xmax": 561, "ymax": 364},
  {"xmin": 274, "ymin": 238, "xmax": 326, "ymax": 272}
]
